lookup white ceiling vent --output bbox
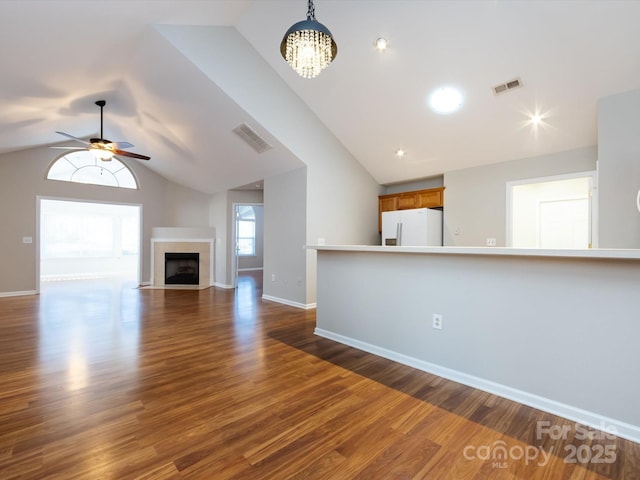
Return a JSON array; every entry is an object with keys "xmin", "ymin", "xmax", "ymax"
[
  {"xmin": 493, "ymin": 78, "xmax": 523, "ymax": 95},
  {"xmin": 232, "ymin": 123, "xmax": 272, "ymax": 154}
]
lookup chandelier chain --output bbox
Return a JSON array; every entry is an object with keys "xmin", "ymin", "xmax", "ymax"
[{"xmin": 306, "ymin": 0, "xmax": 316, "ymax": 20}]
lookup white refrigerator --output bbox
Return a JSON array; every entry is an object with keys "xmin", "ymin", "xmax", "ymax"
[{"xmin": 381, "ymin": 208, "xmax": 443, "ymax": 246}]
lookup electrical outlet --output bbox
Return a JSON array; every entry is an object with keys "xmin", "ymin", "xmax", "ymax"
[
  {"xmin": 271, "ymin": 274, "xmax": 276, "ymax": 282},
  {"xmin": 486, "ymin": 237, "xmax": 497, "ymax": 247},
  {"xmin": 432, "ymin": 313, "xmax": 443, "ymax": 330}
]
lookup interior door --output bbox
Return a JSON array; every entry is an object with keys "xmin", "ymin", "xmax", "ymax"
[{"xmin": 509, "ymin": 173, "xmax": 595, "ymax": 248}]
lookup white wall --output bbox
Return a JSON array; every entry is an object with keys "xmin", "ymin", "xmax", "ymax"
[
  {"xmin": 443, "ymin": 146, "xmax": 597, "ymax": 246},
  {"xmin": 598, "ymin": 89, "xmax": 640, "ymax": 248}
]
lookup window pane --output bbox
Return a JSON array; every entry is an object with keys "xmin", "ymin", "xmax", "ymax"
[
  {"xmin": 42, "ymin": 213, "xmax": 114, "ymax": 258},
  {"xmin": 237, "ymin": 238, "xmax": 254, "ymax": 255},
  {"xmin": 72, "ymin": 166, "xmax": 119, "ymax": 187},
  {"xmin": 237, "ymin": 205, "xmax": 255, "ymax": 220},
  {"xmin": 115, "ymin": 169, "xmax": 138, "ymax": 189},
  {"xmin": 238, "ymin": 221, "xmax": 255, "ymax": 237},
  {"xmin": 47, "ymin": 158, "xmax": 76, "ymax": 180},
  {"xmin": 121, "ymin": 216, "xmax": 140, "ymax": 255},
  {"xmin": 47, "ymin": 150, "xmax": 138, "ymax": 190}
]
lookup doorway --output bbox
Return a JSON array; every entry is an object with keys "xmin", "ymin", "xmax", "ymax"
[
  {"xmin": 38, "ymin": 198, "xmax": 141, "ymax": 289},
  {"xmin": 507, "ymin": 172, "xmax": 597, "ymax": 248},
  {"xmin": 231, "ymin": 203, "xmax": 264, "ymax": 288}
]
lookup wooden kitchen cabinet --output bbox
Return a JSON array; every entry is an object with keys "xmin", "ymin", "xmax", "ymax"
[
  {"xmin": 415, "ymin": 188, "xmax": 444, "ymax": 208},
  {"xmin": 379, "ymin": 195, "xmax": 398, "ymax": 213},
  {"xmin": 378, "ymin": 187, "xmax": 444, "ymax": 231}
]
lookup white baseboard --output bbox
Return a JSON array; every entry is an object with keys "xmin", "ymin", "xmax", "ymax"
[
  {"xmin": 262, "ymin": 294, "xmax": 316, "ymax": 310},
  {"xmin": 0, "ymin": 290, "xmax": 37, "ymax": 298},
  {"xmin": 314, "ymin": 328, "xmax": 640, "ymax": 444},
  {"xmin": 212, "ymin": 282, "xmax": 234, "ymax": 289}
]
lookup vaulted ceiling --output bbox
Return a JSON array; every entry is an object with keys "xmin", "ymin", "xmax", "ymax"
[{"xmin": 1, "ymin": 1, "xmax": 639, "ymax": 194}]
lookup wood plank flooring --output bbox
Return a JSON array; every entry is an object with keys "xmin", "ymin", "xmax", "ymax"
[{"xmin": 0, "ymin": 273, "xmax": 638, "ymax": 479}]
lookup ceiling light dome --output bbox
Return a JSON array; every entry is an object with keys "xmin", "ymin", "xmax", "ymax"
[
  {"xmin": 429, "ymin": 86, "xmax": 464, "ymax": 114},
  {"xmin": 280, "ymin": 0, "xmax": 337, "ymax": 79},
  {"xmin": 375, "ymin": 37, "xmax": 388, "ymax": 51}
]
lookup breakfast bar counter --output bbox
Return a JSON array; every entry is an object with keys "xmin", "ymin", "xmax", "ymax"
[{"xmin": 309, "ymin": 245, "xmax": 640, "ymax": 442}]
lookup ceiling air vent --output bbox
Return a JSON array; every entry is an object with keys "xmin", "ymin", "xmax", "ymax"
[
  {"xmin": 493, "ymin": 77, "xmax": 523, "ymax": 95},
  {"xmin": 232, "ymin": 123, "xmax": 272, "ymax": 154}
]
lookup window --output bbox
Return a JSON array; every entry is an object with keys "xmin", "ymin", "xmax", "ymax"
[
  {"xmin": 236, "ymin": 205, "xmax": 256, "ymax": 256},
  {"xmin": 47, "ymin": 150, "xmax": 138, "ymax": 189},
  {"xmin": 40, "ymin": 200, "xmax": 140, "ymax": 260}
]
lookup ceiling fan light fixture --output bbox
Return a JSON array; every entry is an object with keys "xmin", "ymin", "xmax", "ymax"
[
  {"xmin": 280, "ymin": 0, "xmax": 337, "ymax": 78},
  {"xmin": 91, "ymin": 148, "xmax": 115, "ymax": 161},
  {"xmin": 54, "ymin": 100, "xmax": 150, "ymax": 161}
]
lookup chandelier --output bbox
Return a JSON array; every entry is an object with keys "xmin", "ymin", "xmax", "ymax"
[{"xmin": 280, "ymin": 0, "xmax": 337, "ymax": 79}]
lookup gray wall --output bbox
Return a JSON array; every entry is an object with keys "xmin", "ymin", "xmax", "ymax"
[
  {"xmin": 383, "ymin": 175, "xmax": 444, "ymax": 195},
  {"xmin": 209, "ymin": 191, "xmax": 229, "ymax": 288},
  {"xmin": 0, "ymin": 146, "xmax": 172, "ymax": 293},
  {"xmin": 158, "ymin": 25, "xmax": 381, "ymax": 306},
  {"xmin": 164, "ymin": 182, "xmax": 211, "ymax": 227},
  {"xmin": 443, "ymin": 146, "xmax": 597, "ymax": 247},
  {"xmin": 598, "ymin": 89, "xmax": 640, "ymax": 248},
  {"xmin": 263, "ymin": 167, "xmax": 307, "ymax": 306},
  {"xmin": 315, "ymin": 249, "xmax": 640, "ymax": 441}
]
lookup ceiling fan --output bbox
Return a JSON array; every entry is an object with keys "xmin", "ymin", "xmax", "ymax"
[{"xmin": 54, "ymin": 100, "xmax": 150, "ymax": 161}]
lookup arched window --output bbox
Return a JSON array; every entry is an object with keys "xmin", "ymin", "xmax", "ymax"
[
  {"xmin": 47, "ymin": 150, "xmax": 138, "ymax": 189},
  {"xmin": 236, "ymin": 205, "xmax": 256, "ymax": 256}
]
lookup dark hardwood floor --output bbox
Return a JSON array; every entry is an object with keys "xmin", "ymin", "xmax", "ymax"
[{"xmin": 0, "ymin": 273, "xmax": 638, "ymax": 479}]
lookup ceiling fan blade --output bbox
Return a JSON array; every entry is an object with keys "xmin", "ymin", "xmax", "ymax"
[
  {"xmin": 56, "ymin": 102, "xmax": 146, "ymax": 160},
  {"xmin": 55, "ymin": 131, "xmax": 91, "ymax": 146},
  {"xmin": 114, "ymin": 149, "xmax": 150, "ymax": 161},
  {"xmin": 111, "ymin": 141, "xmax": 134, "ymax": 149},
  {"xmin": 50, "ymin": 146, "xmax": 87, "ymax": 150}
]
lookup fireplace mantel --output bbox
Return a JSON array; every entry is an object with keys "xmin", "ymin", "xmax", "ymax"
[{"xmin": 150, "ymin": 227, "xmax": 215, "ymax": 289}]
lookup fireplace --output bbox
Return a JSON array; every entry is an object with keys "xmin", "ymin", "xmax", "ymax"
[
  {"xmin": 165, "ymin": 252, "xmax": 199, "ymax": 285},
  {"xmin": 151, "ymin": 232, "xmax": 213, "ymax": 289}
]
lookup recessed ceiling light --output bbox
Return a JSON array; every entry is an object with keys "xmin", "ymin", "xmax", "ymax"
[
  {"xmin": 530, "ymin": 114, "xmax": 543, "ymax": 125},
  {"xmin": 395, "ymin": 149, "xmax": 405, "ymax": 158},
  {"xmin": 375, "ymin": 37, "xmax": 388, "ymax": 51},
  {"xmin": 429, "ymin": 86, "xmax": 463, "ymax": 114}
]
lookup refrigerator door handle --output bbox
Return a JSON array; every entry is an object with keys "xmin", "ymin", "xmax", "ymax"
[{"xmin": 396, "ymin": 222, "xmax": 402, "ymax": 246}]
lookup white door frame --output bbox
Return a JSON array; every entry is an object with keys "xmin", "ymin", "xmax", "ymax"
[
  {"xmin": 505, "ymin": 170, "xmax": 598, "ymax": 248},
  {"xmin": 230, "ymin": 202, "xmax": 263, "ymax": 288},
  {"xmin": 36, "ymin": 196, "xmax": 143, "ymax": 292}
]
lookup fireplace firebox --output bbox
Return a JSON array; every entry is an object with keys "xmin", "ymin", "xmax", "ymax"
[{"xmin": 165, "ymin": 252, "xmax": 199, "ymax": 285}]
